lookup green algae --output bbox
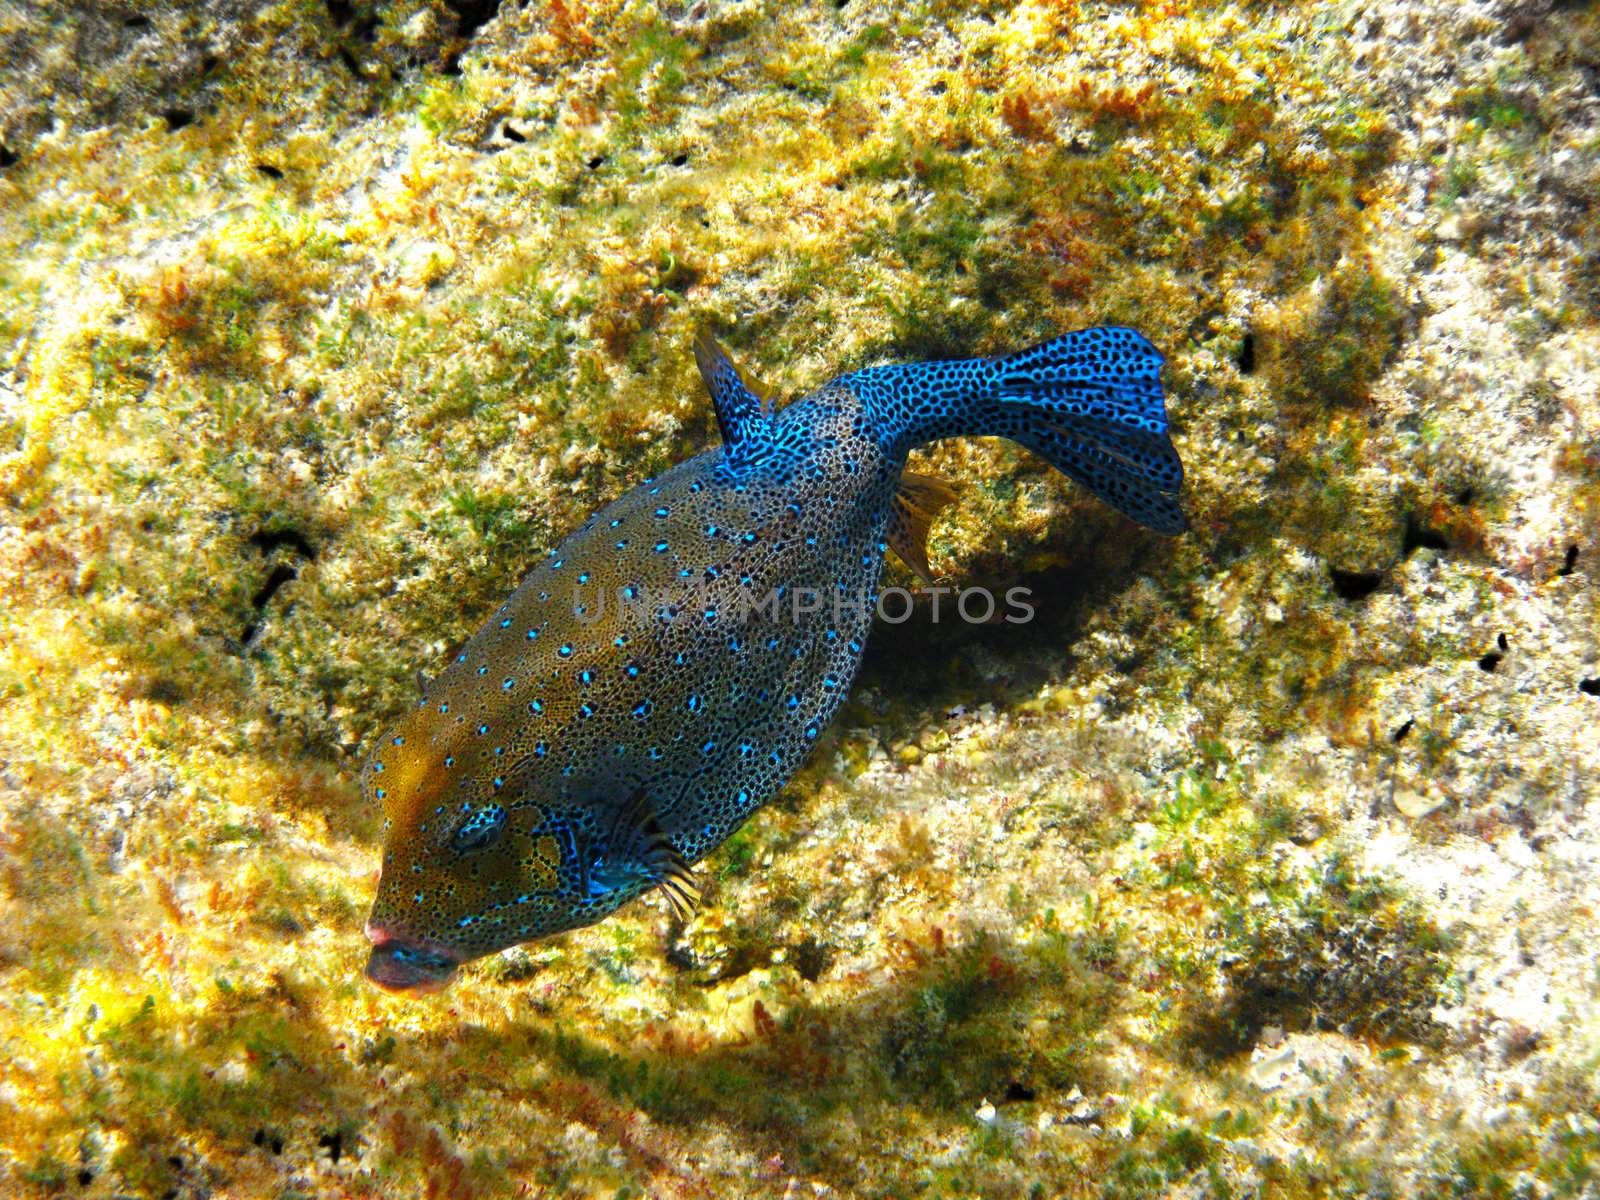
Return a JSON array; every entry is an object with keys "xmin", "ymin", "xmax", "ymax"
[{"xmin": 3, "ymin": 0, "xmax": 1600, "ymax": 1196}]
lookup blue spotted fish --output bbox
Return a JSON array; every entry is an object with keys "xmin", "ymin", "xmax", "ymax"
[{"xmin": 363, "ymin": 325, "xmax": 1184, "ymax": 992}]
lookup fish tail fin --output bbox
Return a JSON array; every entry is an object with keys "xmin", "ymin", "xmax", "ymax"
[{"xmin": 856, "ymin": 327, "xmax": 1186, "ymax": 535}]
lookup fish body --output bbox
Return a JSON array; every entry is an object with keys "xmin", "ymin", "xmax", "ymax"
[{"xmin": 364, "ymin": 326, "xmax": 1184, "ymax": 992}]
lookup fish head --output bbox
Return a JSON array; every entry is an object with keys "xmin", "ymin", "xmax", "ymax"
[{"xmin": 361, "ymin": 707, "xmax": 592, "ymax": 994}]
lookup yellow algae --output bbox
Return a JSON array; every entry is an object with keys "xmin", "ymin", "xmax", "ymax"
[{"xmin": 1, "ymin": 0, "xmax": 1599, "ymax": 1196}]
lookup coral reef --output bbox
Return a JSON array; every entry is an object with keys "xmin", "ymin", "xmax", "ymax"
[{"xmin": 1, "ymin": 0, "xmax": 1597, "ymax": 1196}]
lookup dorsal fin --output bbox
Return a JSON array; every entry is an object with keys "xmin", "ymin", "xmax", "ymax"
[
  {"xmin": 888, "ymin": 472, "xmax": 958, "ymax": 583},
  {"xmin": 694, "ymin": 326, "xmax": 771, "ymax": 455}
]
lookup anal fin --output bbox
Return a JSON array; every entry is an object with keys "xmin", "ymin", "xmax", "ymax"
[{"xmin": 888, "ymin": 472, "xmax": 959, "ymax": 584}]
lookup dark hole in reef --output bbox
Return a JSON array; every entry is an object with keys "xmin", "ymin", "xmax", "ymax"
[
  {"xmin": 445, "ymin": 0, "xmax": 503, "ymax": 41},
  {"xmin": 1235, "ymin": 330, "xmax": 1256, "ymax": 374},
  {"xmin": 337, "ymin": 46, "xmax": 367, "ymax": 80},
  {"xmin": 324, "ymin": 0, "xmax": 381, "ymax": 44},
  {"xmin": 1003, "ymin": 1080, "xmax": 1037, "ymax": 1102},
  {"xmin": 1500, "ymin": 4, "xmax": 1582, "ymax": 44},
  {"xmin": 76, "ymin": 1169, "xmax": 93, "ymax": 1186},
  {"xmin": 250, "ymin": 564, "xmax": 298, "ymax": 613},
  {"xmin": 587, "ymin": 154, "xmax": 606, "ymax": 170},
  {"xmin": 168, "ymin": 1156, "xmax": 182, "ymax": 1170},
  {"xmin": 792, "ymin": 935, "xmax": 831, "ymax": 983},
  {"xmin": 162, "ymin": 108, "xmax": 195, "ymax": 131},
  {"xmin": 1329, "ymin": 567, "xmax": 1384, "ymax": 601},
  {"xmin": 1455, "ymin": 486, "xmax": 1475, "ymax": 505},
  {"xmin": 201, "ymin": 52, "xmax": 220, "ymax": 73},
  {"xmin": 0, "ymin": 144, "xmax": 16, "ymax": 169},
  {"xmin": 1580, "ymin": 678, "xmax": 1600, "ymax": 697},
  {"xmin": 1497, "ymin": 632, "xmax": 1509, "ymax": 652},
  {"xmin": 440, "ymin": 0, "xmax": 502, "ymax": 65},
  {"xmin": 141, "ymin": 677, "xmax": 187, "ymax": 705},
  {"xmin": 242, "ymin": 560, "xmax": 299, "ymax": 643},
  {"xmin": 249, "ymin": 528, "xmax": 317, "ymax": 559},
  {"xmin": 1391, "ymin": 717, "xmax": 1415, "ymax": 743},
  {"xmin": 1558, "ymin": 544, "xmax": 1579, "ymax": 577},
  {"xmin": 318, "ymin": 1131, "xmax": 344, "ymax": 1163},
  {"xmin": 124, "ymin": 14, "xmax": 151, "ymax": 27},
  {"xmin": 502, "ymin": 122, "xmax": 526, "ymax": 143},
  {"xmin": 669, "ymin": 151, "xmax": 689, "ymax": 166},
  {"xmin": 1478, "ymin": 650, "xmax": 1503, "ymax": 673},
  {"xmin": 255, "ymin": 163, "xmax": 284, "ymax": 179},
  {"xmin": 1402, "ymin": 516, "xmax": 1450, "ymax": 556}
]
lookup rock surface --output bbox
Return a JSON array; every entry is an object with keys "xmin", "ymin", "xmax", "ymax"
[{"xmin": 1, "ymin": 0, "xmax": 1597, "ymax": 1196}]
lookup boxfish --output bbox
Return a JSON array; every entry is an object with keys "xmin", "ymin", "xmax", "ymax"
[{"xmin": 364, "ymin": 326, "xmax": 1185, "ymax": 992}]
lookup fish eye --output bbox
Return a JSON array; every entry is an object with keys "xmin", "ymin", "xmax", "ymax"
[{"xmin": 452, "ymin": 804, "xmax": 507, "ymax": 853}]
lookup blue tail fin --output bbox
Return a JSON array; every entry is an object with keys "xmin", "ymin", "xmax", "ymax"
[{"xmin": 850, "ymin": 327, "xmax": 1186, "ymax": 535}]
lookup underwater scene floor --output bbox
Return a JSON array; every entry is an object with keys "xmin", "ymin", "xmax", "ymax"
[{"xmin": 1, "ymin": 0, "xmax": 1598, "ymax": 1196}]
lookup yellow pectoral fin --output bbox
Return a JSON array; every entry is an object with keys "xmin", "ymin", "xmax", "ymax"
[{"xmin": 888, "ymin": 471, "xmax": 959, "ymax": 584}]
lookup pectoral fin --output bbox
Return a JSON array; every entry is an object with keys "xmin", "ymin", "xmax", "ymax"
[
  {"xmin": 590, "ymin": 789, "xmax": 700, "ymax": 920},
  {"xmin": 888, "ymin": 472, "xmax": 958, "ymax": 583}
]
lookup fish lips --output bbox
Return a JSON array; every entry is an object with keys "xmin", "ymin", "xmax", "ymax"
[{"xmin": 364, "ymin": 925, "xmax": 463, "ymax": 995}]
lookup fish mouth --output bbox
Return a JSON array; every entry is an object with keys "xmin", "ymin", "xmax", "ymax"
[{"xmin": 364, "ymin": 924, "xmax": 463, "ymax": 995}]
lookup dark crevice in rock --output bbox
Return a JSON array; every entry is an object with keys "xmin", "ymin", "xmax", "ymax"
[
  {"xmin": 1557, "ymin": 544, "xmax": 1579, "ymax": 577},
  {"xmin": 1329, "ymin": 567, "xmax": 1385, "ymax": 601},
  {"xmin": 1235, "ymin": 330, "xmax": 1256, "ymax": 374},
  {"xmin": 439, "ymin": 0, "xmax": 503, "ymax": 73},
  {"xmin": 248, "ymin": 528, "xmax": 317, "ymax": 559},
  {"xmin": 445, "ymin": 0, "xmax": 503, "ymax": 42},
  {"xmin": 793, "ymin": 935, "xmax": 831, "ymax": 983},
  {"xmin": 241, "ymin": 528, "xmax": 316, "ymax": 644},
  {"xmin": 245, "ymin": 565, "xmax": 298, "ymax": 640},
  {"xmin": 1402, "ymin": 516, "xmax": 1450, "ymax": 555},
  {"xmin": 317, "ymin": 1130, "xmax": 344, "ymax": 1163},
  {"xmin": 336, "ymin": 45, "xmax": 368, "ymax": 80},
  {"xmin": 1477, "ymin": 634, "xmax": 1506, "ymax": 673},
  {"xmin": 162, "ymin": 107, "xmax": 194, "ymax": 131}
]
